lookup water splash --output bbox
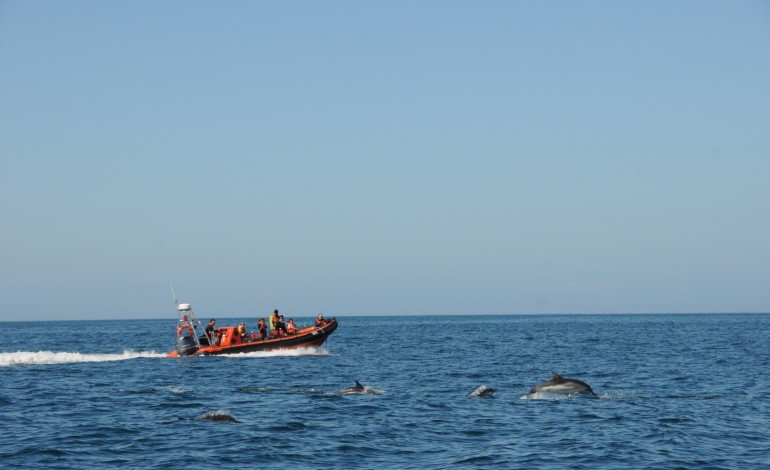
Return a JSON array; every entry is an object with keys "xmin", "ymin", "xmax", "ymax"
[
  {"xmin": 220, "ymin": 347, "xmax": 331, "ymax": 358},
  {"xmin": 519, "ymin": 391, "xmax": 574, "ymax": 401},
  {"xmin": 0, "ymin": 350, "xmax": 166, "ymax": 367},
  {"xmin": 163, "ymin": 385, "xmax": 193, "ymax": 394},
  {"xmin": 338, "ymin": 385, "xmax": 384, "ymax": 395}
]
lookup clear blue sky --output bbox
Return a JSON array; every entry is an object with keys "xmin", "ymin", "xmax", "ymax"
[{"xmin": 2, "ymin": 1, "xmax": 769, "ymax": 321}]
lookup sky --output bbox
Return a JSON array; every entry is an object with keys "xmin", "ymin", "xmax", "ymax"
[{"xmin": 1, "ymin": 1, "xmax": 769, "ymax": 321}]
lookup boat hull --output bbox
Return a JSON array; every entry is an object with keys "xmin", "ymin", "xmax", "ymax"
[{"xmin": 167, "ymin": 319, "xmax": 338, "ymax": 357}]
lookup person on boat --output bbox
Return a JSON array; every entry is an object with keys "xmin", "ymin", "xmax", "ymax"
[
  {"xmin": 237, "ymin": 322, "xmax": 247, "ymax": 342},
  {"xmin": 205, "ymin": 319, "xmax": 217, "ymax": 345},
  {"xmin": 315, "ymin": 314, "xmax": 327, "ymax": 327},
  {"xmin": 269, "ymin": 309, "xmax": 280, "ymax": 331},
  {"xmin": 286, "ymin": 318, "xmax": 297, "ymax": 335},
  {"xmin": 257, "ymin": 318, "xmax": 268, "ymax": 340},
  {"xmin": 276, "ymin": 315, "xmax": 287, "ymax": 336}
]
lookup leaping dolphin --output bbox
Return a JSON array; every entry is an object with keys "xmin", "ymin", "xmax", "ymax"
[
  {"xmin": 523, "ymin": 371, "xmax": 595, "ymax": 398},
  {"xmin": 467, "ymin": 385, "xmax": 496, "ymax": 397}
]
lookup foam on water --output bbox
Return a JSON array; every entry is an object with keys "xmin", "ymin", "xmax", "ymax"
[
  {"xmin": 219, "ymin": 346, "xmax": 331, "ymax": 358},
  {"xmin": 337, "ymin": 384, "xmax": 385, "ymax": 395},
  {"xmin": 0, "ymin": 350, "xmax": 166, "ymax": 367},
  {"xmin": 161, "ymin": 385, "xmax": 193, "ymax": 394}
]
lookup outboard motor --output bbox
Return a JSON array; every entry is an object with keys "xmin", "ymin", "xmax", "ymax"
[{"xmin": 175, "ymin": 335, "xmax": 199, "ymax": 356}]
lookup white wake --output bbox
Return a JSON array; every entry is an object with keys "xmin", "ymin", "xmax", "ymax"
[
  {"xmin": 220, "ymin": 346, "xmax": 331, "ymax": 359},
  {"xmin": 0, "ymin": 350, "xmax": 166, "ymax": 367}
]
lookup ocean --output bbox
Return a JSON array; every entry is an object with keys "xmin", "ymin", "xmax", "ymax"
[{"xmin": 1, "ymin": 314, "xmax": 768, "ymax": 469}]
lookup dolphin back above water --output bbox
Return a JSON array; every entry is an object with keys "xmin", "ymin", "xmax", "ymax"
[
  {"xmin": 524, "ymin": 371, "xmax": 595, "ymax": 398},
  {"xmin": 467, "ymin": 385, "xmax": 496, "ymax": 398},
  {"xmin": 339, "ymin": 381, "xmax": 383, "ymax": 395},
  {"xmin": 199, "ymin": 411, "xmax": 240, "ymax": 423},
  {"xmin": 339, "ymin": 381, "xmax": 366, "ymax": 394}
]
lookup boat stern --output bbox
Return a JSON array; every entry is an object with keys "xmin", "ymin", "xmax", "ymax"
[{"xmin": 174, "ymin": 335, "xmax": 199, "ymax": 356}]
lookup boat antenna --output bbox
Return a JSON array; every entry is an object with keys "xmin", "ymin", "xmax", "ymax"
[{"xmin": 170, "ymin": 282, "xmax": 178, "ymax": 306}]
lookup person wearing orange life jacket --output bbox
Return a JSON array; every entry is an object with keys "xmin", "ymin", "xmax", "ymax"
[
  {"xmin": 286, "ymin": 318, "xmax": 297, "ymax": 335},
  {"xmin": 257, "ymin": 318, "xmax": 268, "ymax": 340},
  {"xmin": 237, "ymin": 322, "xmax": 247, "ymax": 342},
  {"xmin": 315, "ymin": 314, "xmax": 327, "ymax": 327}
]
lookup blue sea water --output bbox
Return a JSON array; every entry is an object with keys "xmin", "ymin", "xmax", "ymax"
[{"xmin": 1, "ymin": 314, "xmax": 769, "ymax": 469}]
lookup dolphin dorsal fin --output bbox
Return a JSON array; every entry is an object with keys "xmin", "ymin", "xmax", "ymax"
[
  {"xmin": 551, "ymin": 371, "xmax": 563, "ymax": 380},
  {"xmin": 354, "ymin": 381, "xmax": 364, "ymax": 390}
]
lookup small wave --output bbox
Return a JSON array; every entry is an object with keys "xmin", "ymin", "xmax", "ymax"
[
  {"xmin": 453, "ymin": 455, "xmax": 495, "ymax": 465},
  {"xmin": 237, "ymin": 386, "xmax": 319, "ymax": 394},
  {"xmin": 266, "ymin": 420, "xmax": 308, "ymax": 432},
  {"xmin": 0, "ymin": 350, "xmax": 166, "ymax": 367},
  {"xmin": 152, "ymin": 385, "xmax": 193, "ymax": 394},
  {"xmin": 126, "ymin": 385, "xmax": 193, "ymax": 395}
]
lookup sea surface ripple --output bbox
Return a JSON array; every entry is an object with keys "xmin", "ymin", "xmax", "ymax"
[{"xmin": 1, "ymin": 314, "xmax": 768, "ymax": 468}]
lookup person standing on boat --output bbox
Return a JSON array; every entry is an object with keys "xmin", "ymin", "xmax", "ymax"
[
  {"xmin": 269, "ymin": 309, "xmax": 280, "ymax": 333},
  {"xmin": 205, "ymin": 319, "xmax": 218, "ymax": 346},
  {"xmin": 237, "ymin": 322, "xmax": 247, "ymax": 342}
]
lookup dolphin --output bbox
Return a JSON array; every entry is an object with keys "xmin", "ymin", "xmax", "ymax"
[
  {"xmin": 523, "ymin": 371, "xmax": 595, "ymax": 398},
  {"xmin": 467, "ymin": 385, "xmax": 496, "ymax": 398},
  {"xmin": 339, "ymin": 381, "xmax": 382, "ymax": 395},
  {"xmin": 200, "ymin": 411, "xmax": 240, "ymax": 423},
  {"xmin": 339, "ymin": 381, "xmax": 366, "ymax": 394}
]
